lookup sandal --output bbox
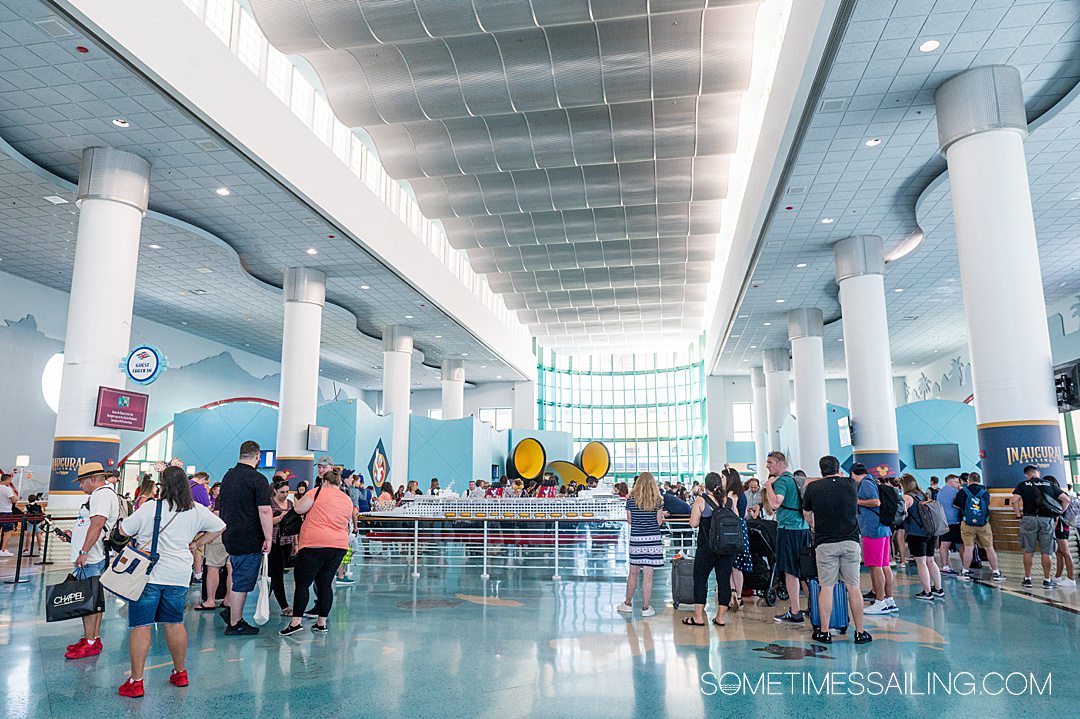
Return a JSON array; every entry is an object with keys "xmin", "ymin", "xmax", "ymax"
[
  {"xmin": 712, "ymin": 618, "xmax": 726, "ymax": 627},
  {"xmin": 193, "ymin": 603, "xmax": 218, "ymax": 611},
  {"xmin": 682, "ymin": 617, "xmax": 707, "ymax": 626}
]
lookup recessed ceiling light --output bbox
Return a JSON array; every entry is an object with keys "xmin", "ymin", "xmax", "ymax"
[
  {"xmin": 405, "ymin": 315, "xmax": 413, "ymax": 319},
  {"xmin": 796, "ymin": 263, "xmax": 808, "ymax": 268},
  {"xmin": 838, "ymin": 338, "xmax": 844, "ymax": 342},
  {"xmin": 1059, "ymin": 281, "xmax": 1068, "ymax": 287},
  {"xmin": 775, "ymin": 299, "xmax": 785, "ymax": 304},
  {"xmin": 738, "ymin": 314, "xmax": 749, "ymax": 319},
  {"xmin": 180, "ymin": 321, "xmax": 188, "ymax": 326},
  {"xmin": 894, "ymin": 288, "xmax": 904, "ymax": 293},
  {"xmin": 462, "ymin": 353, "xmax": 469, "ymax": 356},
  {"xmin": 480, "ymin": 365, "xmax": 487, "ymax": 368},
  {"xmin": 196, "ymin": 267, "xmax": 213, "ymax": 274},
  {"xmin": 111, "ymin": 118, "xmax": 129, "ymax": 128},
  {"xmin": 820, "ymin": 218, "xmax": 834, "ymax": 224},
  {"xmin": 743, "ymin": 359, "xmax": 749, "ymax": 362},
  {"xmin": 730, "ymin": 334, "xmax": 740, "ymax": 338},
  {"xmin": 434, "ymin": 335, "xmax": 441, "ymax": 339},
  {"xmin": 44, "ymin": 195, "xmax": 69, "ymax": 205},
  {"xmin": 306, "ymin": 248, "xmax": 318, "ymax": 255},
  {"xmin": 360, "ymin": 285, "xmax": 369, "ymax": 290},
  {"xmin": 763, "ymin": 322, "xmax": 771, "ymax": 326},
  {"xmin": 148, "ymin": 244, "xmax": 161, "ymax": 249},
  {"xmin": 919, "ymin": 39, "xmax": 940, "ymax": 53},
  {"xmin": 750, "ymin": 345, "xmax": 758, "ymax": 349},
  {"xmin": 214, "ymin": 187, "xmax": 231, "ymax": 197},
  {"xmin": 865, "ymin": 138, "xmax": 882, "ymax": 147},
  {"xmin": 496, "ymin": 374, "xmax": 502, "ymax": 379}
]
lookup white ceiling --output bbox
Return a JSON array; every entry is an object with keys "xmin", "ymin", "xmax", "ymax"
[
  {"xmin": 248, "ymin": 0, "xmax": 761, "ymax": 352},
  {"xmin": 0, "ymin": 0, "xmax": 524, "ymax": 389},
  {"xmin": 715, "ymin": 0, "xmax": 1080, "ymax": 375}
]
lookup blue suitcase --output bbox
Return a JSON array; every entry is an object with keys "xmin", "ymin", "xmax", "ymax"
[{"xmin": 807, "ymin": 578, "xmax": 849, "ymax": 634}]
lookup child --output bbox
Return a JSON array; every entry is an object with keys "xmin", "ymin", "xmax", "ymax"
[
  {"xmin": 24, "ymin": 494, "xmax": 44, "ymax": 553},
  {"xmin": 616, "ymin": 472, "xmax": 665, "ymax": 617}
]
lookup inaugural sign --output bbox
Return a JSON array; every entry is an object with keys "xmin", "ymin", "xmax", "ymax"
[{"xmin": 977, "ymin": 420, "xmax": 1066, "ymax": 489}]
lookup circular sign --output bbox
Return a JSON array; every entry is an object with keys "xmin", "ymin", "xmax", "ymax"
[{"xmin": 125, "ymin": 345, "xmax": 165, "ymax": 385}]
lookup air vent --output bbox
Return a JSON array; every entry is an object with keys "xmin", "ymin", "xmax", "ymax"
[
  {"xmin": 194, "ymin": 138, "xmax": 221, "ymax": 151},
  {"xmin": 903, "ymin": 315, "xmax": 919, "ymax": 320},
  {"xmin": 43, "ymin": 195, "xmax": 69, "ymax": 205},
  {"xmin": 819, "ymin": 98, "xmax": 846, "ymax": 113},
  {"xmin": 786, "ymin": 185, "xmax": 806, "ymax": 195},
  {"xmin": 192, "ymin": 289, "xmax": 208, "ymax": 295},
  {"xmin": 302, "ymin": 219, "xmax": 322, "ymax": 228},
  {"xmin": 34, "ymin": 16, "xmax": 73, "ymax": 38}
]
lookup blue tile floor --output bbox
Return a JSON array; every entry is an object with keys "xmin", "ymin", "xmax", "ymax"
[{"xmin": 1, "ymin": 557, "xmax": 1078, "ymax": 719}]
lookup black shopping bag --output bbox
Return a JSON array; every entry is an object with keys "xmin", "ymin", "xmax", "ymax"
[{"xmin": 45, "ymin": 573, "xmax": 105, "ymax": 623}]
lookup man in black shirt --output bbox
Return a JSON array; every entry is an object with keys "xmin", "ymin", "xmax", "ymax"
[
  {"xmin": 1012, "ymin": 465, "xmax": 1071, "ymax": 589},
  {"xmin": 218, "ymin": 440, "xmax": 272, "ymax": 635},
  {"xmin": 801, "ymin": 455, "xmax": 871, "ymax": 645}
]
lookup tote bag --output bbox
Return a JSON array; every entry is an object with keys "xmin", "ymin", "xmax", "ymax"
[
  {"xmin": 253, "ymin": 553, "xmax": 271, "ymax": 625},
  {"xmin": 45, "ymin": 572, "xmax": 105, "ymax": 622},
  {"xmin": 100, "ymin": 501, "xmax": 174, "ymax": 602}
]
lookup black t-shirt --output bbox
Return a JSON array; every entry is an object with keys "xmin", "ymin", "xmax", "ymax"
[
  {"xmin": 1012, "ymin": 477, "xmax": 1063, "ymax": 518},
  {"xmin": 219, "ymin": 463, "xmax": 272, "ymax": 555},
  {"xmin": 802, "ymin": 476, "xmax": 860, "ymax": 545},
  {"xmin": 953, "ymin": 482, "xmax": 987, "ymax": 510}
]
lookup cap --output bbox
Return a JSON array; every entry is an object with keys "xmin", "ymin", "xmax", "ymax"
[
  {"xmin": 341, "ymin": 469, "xmax": 354, "ymax": 479},
  {"xmin": 317, "ymin": 456, "xmax": 334, "ymax": 466},
  {"xmin": 75, "ymin": 462, "xmax": 107, "ymax": 481}
]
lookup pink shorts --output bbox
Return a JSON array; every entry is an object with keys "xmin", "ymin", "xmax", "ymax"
[{"xmin": 861, "ymin": 537, "xmax": 890, "ymax": 567}]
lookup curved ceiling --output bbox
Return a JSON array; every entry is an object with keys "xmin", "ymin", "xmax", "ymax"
[{"xmin": 249, "ymin": 0, "xmax": 762, "ymax": 351}]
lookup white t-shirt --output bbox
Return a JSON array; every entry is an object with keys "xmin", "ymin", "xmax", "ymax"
[
  {"xmin": 70, "ymin": 486, "xmax": 121, "ymax": 565},
  {"xmin": 0, "ymin": 484, "xmax": 15, "ymax": 513},
  {"xmin": 119, "ymin": 500, "xmax": 225, "ymax": 587}
]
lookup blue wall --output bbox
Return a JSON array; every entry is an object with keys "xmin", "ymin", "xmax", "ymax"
[
  {"xmin": 410, "ymin": 415, "xmax": 475, "ymax": 493},
  {"xmin": 895, "ymin": 399, "xmax": 979, "ymax": 486},
  {"xmin": 171, "ymin": 402, "xmax": 277, "ymax": 483}
]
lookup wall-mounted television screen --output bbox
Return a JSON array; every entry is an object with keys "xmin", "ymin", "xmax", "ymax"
[{"xmin": 912, "ymin": 444, "xmax": 960, "ymax": 469}]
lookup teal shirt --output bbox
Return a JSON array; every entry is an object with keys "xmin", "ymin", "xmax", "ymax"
[{"xmin": 773, "ymin": 472, "xmax": 809, "ymax": 530}]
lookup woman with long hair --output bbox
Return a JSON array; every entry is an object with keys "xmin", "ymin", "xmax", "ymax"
[
  {"xmin": 115, "ymin": 466, "xmax": 225, "ymax": 697},
  {"xmin": 685, "ymin": 471, "xmax": 738, "ymax": 627},
  {"xmin": 724, "ymin": 468, "xmax": 753, "ymax": 611},
  {"xmin": 616, "ymin": 472, "xmax": 665, "ymax": 617},
  {"xmin": 901, "ymin": 474, "xmax": 942, "ymax": 601},
  {"xmin": 613, "ymin": 482, "xmax": 630, "ymax": 499},
  {"xmin": 268, "ymin": 479, "xmax": 297, "ymax": 615},
  {"xmin": 133, "ymin": 474, "xmax": 157, "ymax": 510},
  {"xmin": 279, "ymin": 470, "xmax": 357, "ymax": 636}
]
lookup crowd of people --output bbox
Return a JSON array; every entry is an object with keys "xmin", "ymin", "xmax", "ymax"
[{"xmin": 618, "ymin": 450, "xmax": 1077, "ymax": 645}]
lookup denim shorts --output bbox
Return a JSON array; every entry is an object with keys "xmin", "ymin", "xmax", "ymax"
[
  {"xmin": 127, "ymin": 583, "xmax": 187, "ymax": 628},
  {"xmin": 230, "ymin": 552, "xmax": 262, "ymax": 593},
  {"xmin": 75, "ymin": 559, "xmax": 108, "ymax": 579}
]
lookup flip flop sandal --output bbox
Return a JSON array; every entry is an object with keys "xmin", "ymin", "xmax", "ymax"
[{"xmin": 682, "ymin": 617, "xmax": 707, "ymax": 626}]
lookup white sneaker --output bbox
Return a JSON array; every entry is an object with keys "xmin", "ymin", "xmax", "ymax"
[
  {"xmin": 884, "ymin": 598, "xmax": 900, "ymax": 613},
  {"xmin": 1056, "ymin": 578, "xmax": 1077, "ymax": 588},
  {"xmin": 641, "ymin": 606, "xmax": 656, "ymax": 617},
  {"xmin": 615, "ymin": 603, "xmax": 633, "ymax": 613},
  {"xmin": 0, "ymin": 550, "xmax": 12, "ymax": 557},
  {"xmin": 864, "ymin": 600, "xmax": 891, "ymax": 615}
]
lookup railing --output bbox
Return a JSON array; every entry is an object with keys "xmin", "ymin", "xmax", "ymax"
[{"xmin": 177, "ymin": 0, "xmax": 529, "ymax": 347}]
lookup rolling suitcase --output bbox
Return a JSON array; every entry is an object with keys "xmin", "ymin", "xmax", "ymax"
[
  {"xmin": 671, "ymin": 555, "xmax": 695, "ymax": 609},
  {"xmin": 807, "ymin": 578, "xmax": 849, "ymax": 634}
]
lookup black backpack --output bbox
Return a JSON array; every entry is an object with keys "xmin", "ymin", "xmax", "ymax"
[
  {"xmin": 877, "ymin": 482, "xmax": 907, "ymax": 529},
  {"xmin": 703, "ymin": 495, "xmax": 743, "ymax": 556}
]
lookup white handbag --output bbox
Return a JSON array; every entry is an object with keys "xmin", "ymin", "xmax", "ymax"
[
  {"xmin": 253, "ymin": 553, "xmax": 271, "ymax": 625},
  {"xmin": 100, "ymin": 501, "xmax": 175, "ymax": 602}
]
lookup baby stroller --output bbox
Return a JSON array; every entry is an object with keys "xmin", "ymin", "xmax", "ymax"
[{"xmin": 742, "ymin": 519, "xmax": 789, "ymax": 606}]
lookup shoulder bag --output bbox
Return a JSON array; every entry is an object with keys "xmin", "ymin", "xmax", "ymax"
[{"xmin": 100, "ymin": 501, "xmax": 177, "ymax": 602}]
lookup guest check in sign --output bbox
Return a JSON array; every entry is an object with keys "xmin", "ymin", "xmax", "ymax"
[{"xmin": 94, "ymin": 387, "xmax": 149, "ymax": 432}]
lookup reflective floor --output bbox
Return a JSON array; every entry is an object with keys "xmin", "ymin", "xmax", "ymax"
[{"xmin": 1, "ymin": 553, "xmax": 1078, "ymax": 719}]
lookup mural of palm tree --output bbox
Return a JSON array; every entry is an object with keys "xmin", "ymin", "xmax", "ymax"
[
  {"xmin": 950, "ymin": 356, "xmax": 967, "ymax": 387},
  {"xmin": 1071, "ymin": 296, "xmax": 1080, "ymax": 327},
  {"xmin": 916, "ymin": 373, "xmax": 932, "ymax": 400}
]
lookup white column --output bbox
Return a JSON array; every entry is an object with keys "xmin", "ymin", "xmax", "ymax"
[
  {"xmin": 750, "ymin": 367, "xmax": 769, "ymax": 482},
  {"xmin": 789, "ymin": 308, "xmax": 829, "ymax": 473},
  {"xmin": 762, "ymin": 348, "xmax": 792, "ymax": 455},
  {"xmin": 440, "ymin": 359, "xmax": 465, "ymax": 420},
  {"xmin": 834, "ymin": 235, "xmax": 900, "ymax": 477},
  {"xmin": 382, "ymin": 326, "xmax": 413, "ymax": 485},
  {"xmin": 274, "ymin": 268, "xmax": 325, "ymax": 488},
  {"xmin": 50, "ymin": 147, "xmax": 150, "ymax": 508},
  {"xmin": 935, "ymin": 66, "xmax": 1064, "ymax": 489},
  {"xmin": 513, "ymin": 381, "xmax": 536, "ymax": 430}
]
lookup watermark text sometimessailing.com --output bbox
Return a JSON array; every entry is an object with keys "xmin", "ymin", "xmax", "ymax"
[{"xmin": 701, "ymin": 671, "xmax": 1052, "ymax": 697}]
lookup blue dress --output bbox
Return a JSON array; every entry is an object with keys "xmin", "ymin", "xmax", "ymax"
[{"xmin": 626, "ymin": 497, "xmax": 664, "ymax": 567}]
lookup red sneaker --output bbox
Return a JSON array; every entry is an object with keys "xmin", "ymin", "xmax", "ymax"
[
  {"xmin": 169, "ymin": 670, "xmax": 188, "ymax": 687},
  {"xmin": 118, "ymin": 678, "xmax": 144, "ymax": 698},
  {"xmin": 65, "ymin": 638, "xmax": 102, "ymax": 659},
  {"xmin": 66, "ymin": 637, "xmax": 87, "ymax": 652}
]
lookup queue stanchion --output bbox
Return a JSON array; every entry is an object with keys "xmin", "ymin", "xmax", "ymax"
[
  {"xmin": 35, "ymin": 515, "xmax": 54, "ymax": 565},
  {"xmin": 4, "ymin": 516, "xmax": 29, "ymax": 585}
]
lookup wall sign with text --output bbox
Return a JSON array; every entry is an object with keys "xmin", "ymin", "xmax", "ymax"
[{"xmin": 123, "ymin": 345, "xmax": 166, "ymax": 385}]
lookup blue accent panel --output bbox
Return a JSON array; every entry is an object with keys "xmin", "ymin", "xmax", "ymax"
[
  {"xmin": 352, "ymin": 400, "xmax": 394, "ymax": 486},
  {"xmin": 171, "ymin": 402, "xmax": 278, "ymax": 483},
  {"xmin": 473, "ymin": 423, "xmax": 509, "ymax": 483},
  {"xmin": 409, "ymin": 415, "xmax": 475, "ymax": 494},
  {"xmin": 508, "ymin": 429, "xmax": 573, "ymax": 463},
  {"xmin": 895, "ymin": 400, "xmax": 979, "ymax": 485},
  {"xmin": 978, "ymin": 423, "xmax": 1065, "ymax": 490},
  {"xmin": 50, "ymin": 439, "xmax": 119, "ymax": 491},
  {"xmin": 826, "ymin": 403, "xmax": 853, "ymax": 469},
  {"xmin": 725, "ymin": 441, "xmax": 756, "ymax": 464},
  {"xmin": 316, "ymin": 399, "xmax": 360, "ymax": 469}
]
